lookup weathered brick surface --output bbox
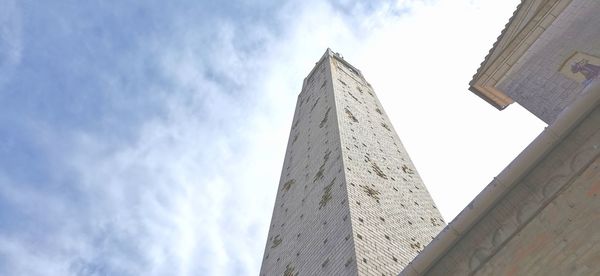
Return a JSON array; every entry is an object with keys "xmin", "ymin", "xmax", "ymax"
[
  {"xmin": 260, "ymin": 51, "xmax": 356, "ymax": 276},
  {"xmin": 497, "ymin": 0, "xmax": 600, "ymax": 123},
  {"xmin": 260, "ymin": 50, "xmax": 444, "ymax": 276}
]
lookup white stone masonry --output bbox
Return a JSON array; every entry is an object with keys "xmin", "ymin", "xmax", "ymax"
[{"xmin": 260, "ymin": 50, "xmax": 444, "ymax": 276}]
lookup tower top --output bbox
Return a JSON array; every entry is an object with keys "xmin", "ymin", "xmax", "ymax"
[{"xmin": 303, "ymin": 48, "xmax": 366, "ymax": 90}]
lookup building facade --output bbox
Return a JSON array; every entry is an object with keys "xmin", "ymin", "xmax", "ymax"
[
  {"xmin": 260, "ymin": 49, "xmax": 445, "ymax": 276},
  {"xmin": 402, "ymin": 0, "xmax": 600, "ymax": 275},
  {"xmin": 469, "ymin": 0, "xmax": 600, "ymax": 124}
]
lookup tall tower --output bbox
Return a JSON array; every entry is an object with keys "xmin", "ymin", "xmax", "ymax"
[{"xmin": 260, "ymin": 49, "xmax": 445, "ymax": 276}]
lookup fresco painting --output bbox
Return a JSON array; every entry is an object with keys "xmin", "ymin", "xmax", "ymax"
[{"xmin": 560, "ymin": 52, "xmax": 600, "ymax": 87}]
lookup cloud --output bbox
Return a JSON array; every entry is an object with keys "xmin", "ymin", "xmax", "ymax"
[
  {"xmin": 1, "ymin": 0, "xmax": 294, "ymax": 275},
  {"xmin": 0, "ymin": 0, "xmax": 543, "ymax": 275},
  {"xmin": 0, "ymin": 0, "xmax": 22, "ymax": 90}
]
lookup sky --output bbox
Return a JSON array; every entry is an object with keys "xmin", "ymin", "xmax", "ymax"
[{"xmin": 0, "ymin": 0, "xmax": 546, "ymax": 275}]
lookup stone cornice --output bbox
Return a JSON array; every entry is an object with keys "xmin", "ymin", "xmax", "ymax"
[{"xmin": 469, "ymin": 0, "xmax": 573, "ymax": 110}]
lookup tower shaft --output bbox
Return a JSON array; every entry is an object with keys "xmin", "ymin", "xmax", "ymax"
[{"xmin": 261, "ymin": 49, "xmax": 444, "ymax": 276}]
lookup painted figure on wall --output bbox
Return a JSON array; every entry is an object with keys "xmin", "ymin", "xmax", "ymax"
[{"xmin": 571, "ymin": 59, "xmax": 600, "ymax": 86}]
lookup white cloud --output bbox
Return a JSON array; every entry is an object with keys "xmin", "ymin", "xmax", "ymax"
[
  {"xmin": 0, "ymin": 0, "xmax": 545, "ymax": 275},
  {"xmin": 0, "ymin": 0, "xmax": 22, "ymax": 90}
]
